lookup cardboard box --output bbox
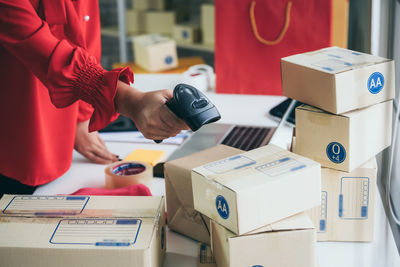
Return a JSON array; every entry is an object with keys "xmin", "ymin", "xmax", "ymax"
[
  {"xmin": 132, "ymin": 34, "xmax": 178, "ymax": 72},
  {"xmin": 210, "ymin": 213, "xmax": 316, "ymax": 267},
  {"xmin": 145, "ymin": 11, "xmax": 175, "ymax": 35},
  {"xmin": 173, "ymin": 24, "xmax": 201, "ymax": 44},
  {"xmin": 295, "ymin": 101, "xmax": 392, "ymax": 172},
  {"xmin": 132, "ymin": 0, "xmax": 164, "ymax": 11},
  {"xmin": 307, "ymin": 158, "xmax": 377, "ymax": 242},
  {"xmin": 0, "ymin": 195, "xmax": 166, "ymax": 267},
  {"xmin": 126, "ymin": 9, "xmax": 145, "ymax": 35},
  {"xmin": 281, "ymin": 47, "xmax": 395, "ymax": 114},
  {"xmin": 201, "ymin": 4, "xmax": 215, "ymax": 44},
  {"xmin": 192, "ymin": 144, "xmax": 321, "ymax": 235},
  {"xmin": 164, "ymin": 145, "xmax": 242, "ymax": 244},
  {"xmin": 197, "ymin": 243, "xmax": 217, "ymax": 267}
]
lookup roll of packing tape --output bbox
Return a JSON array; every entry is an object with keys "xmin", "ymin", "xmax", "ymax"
[{"xmin": 105, "ymin": 161, "xmax": 153, "ymax": 189}]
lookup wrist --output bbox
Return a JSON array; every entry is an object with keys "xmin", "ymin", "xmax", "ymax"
[{"xmin": 114, "ymin": 81, "xmax": 143, "ymax": 116}]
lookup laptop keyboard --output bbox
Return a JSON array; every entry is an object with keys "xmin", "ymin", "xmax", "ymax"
[{"xmin": 221, "ymin": 126, "xmax": 272, "ymax": 151}]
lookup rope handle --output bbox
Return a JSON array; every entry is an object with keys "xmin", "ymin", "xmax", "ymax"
[{"xmin": 250, "ymin": 1, "xmax": 292, "ymax": 45}]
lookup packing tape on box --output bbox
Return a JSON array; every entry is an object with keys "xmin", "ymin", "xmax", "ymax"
[{"xmin": 105, "ymin": 161, "xmax": 153, "ymax": 189}]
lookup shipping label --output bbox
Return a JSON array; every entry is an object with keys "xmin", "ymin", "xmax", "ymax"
[
  {"xmin": 2, "ymin": 195, "xmax": 89, "ymax": 216},
  {"xmin": 50, "ymin": 218, "xmax": 141, "ymax": 246},
  {"xmin": 339, "ymin": 177, "xmax": 370, "ymax": 220}
]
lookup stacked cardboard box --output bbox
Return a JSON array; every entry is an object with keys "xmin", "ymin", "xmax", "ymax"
[
  {"xmin": 165, "ymin": 144, "xmax": 321, "ymax": 266},
  {"xmin": 0, "ymin": 195, "xmax": 166, "ymax": 266},
  {"xmin": 281, "ymin": 46, "xmax": 395, "ymax": 241}
]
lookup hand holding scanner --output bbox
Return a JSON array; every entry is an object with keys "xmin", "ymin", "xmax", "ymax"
[{"xmin": 155, "ymin": 83, "xmax": 221, "ymax": 143}]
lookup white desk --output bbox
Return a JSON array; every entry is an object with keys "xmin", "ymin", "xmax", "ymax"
[{"xmin": 35, "ymin": 74, "xmax": 400, "ymax": 267}]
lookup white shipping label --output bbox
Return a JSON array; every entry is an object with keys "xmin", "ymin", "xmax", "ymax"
[
  {"xmin": 50, "ymin": 218, "xmax": 142, "ymax": 246},
  {"xmin": 309, "ymin": 47, "xmax": 376, "ymax": 72},
  {"xmin": 204, "ymin": 155, "xmax": 256, "ymax": 174},
  {"xmin": 2, "ymin": 196, "xmax": 89, "ymax": 215},
  {"xmin": 339, "ymin": 177, "xmax": 370, "ymax": 219},
  {"xmin": 255, "ymin": 157, "xmax": 306, "ymax": 177}
]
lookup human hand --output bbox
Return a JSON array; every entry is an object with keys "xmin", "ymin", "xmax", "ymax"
[
  {"xmin": 114, "ymin": 81, "xmax": 189, "ymax": 140},
  {"xmin": 74, "ymin": 120, "xmax": 119, "ymax": 164}
]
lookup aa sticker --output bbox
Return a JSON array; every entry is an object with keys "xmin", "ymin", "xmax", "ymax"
[
  {"xmin": 367, "ymin": 72, "xmax": 384, "ymax": 94},
  {"xmin": 215, "ymin": 195, "xmax": 229, "ymax": 219},
  {"xmin": 165, "ymin": 56, "xmax": 173, "ymax": 64},
  {"xmin": 326, "ymin": 142, "xmax": 346, "ymax": 164}
]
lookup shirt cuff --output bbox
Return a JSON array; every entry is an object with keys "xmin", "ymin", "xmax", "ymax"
[{"xmin": 46, "ymin": 43, "xmax": 134, "ymax": 131}]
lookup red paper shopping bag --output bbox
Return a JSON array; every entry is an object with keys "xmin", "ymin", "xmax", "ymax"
[{"xmin": 215, "ymin": 0, "xmax": 332, "ymax": 95}]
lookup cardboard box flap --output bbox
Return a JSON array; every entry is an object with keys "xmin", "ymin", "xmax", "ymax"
[
  {"xmin": 282, "ymin": 47, "xmax": 391, "ymax": 74},
  {"xmin": 165, "ymin": 145, "xmax": 242, "ymax": 209},
  {"xmin": 133, "ymin": 33, "xmax": 170, "ymax": 46},
  {"xmin": 0, "ymin": 195, "xmax": 163, "ymax": 219},
  {"xmin": 243, "ymin": 213, "xmax": 314, "ymax": 236},
  {"xmin": 298, "ymin": 100, "xmax": 392, "ymax": 119},
  {"xmin": 192, "ymin": 144, "xmax": 319, "ymax": 192}
]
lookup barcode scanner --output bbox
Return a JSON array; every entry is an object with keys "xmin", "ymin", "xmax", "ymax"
[{"xmin": 155, "ymin": 83, "xmax": 221, "ymax": 143}]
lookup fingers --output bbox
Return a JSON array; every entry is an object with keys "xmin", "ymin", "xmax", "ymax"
[
  {"xmin": 160, "ymin": 104, "xmax": 190, "ymax": 131},
  {"xmin": 75, "ymin": 130, "xmax": 118, "ymax": 164},
  {"xmin": 92, "ymin": 142, "xmax": 118, "ymax": 163},
  {"xmin": 84, "ymin": 150, "xmax": 116, "ymax": 165}
]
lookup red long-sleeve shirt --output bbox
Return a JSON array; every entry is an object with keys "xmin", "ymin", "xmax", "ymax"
[{"xmin": 0, "ymin": 0, "xmax": 134, "ymax": 186}]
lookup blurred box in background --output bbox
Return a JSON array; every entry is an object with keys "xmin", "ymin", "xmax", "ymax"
[
  {"xmin": 201, "ymin": 4, "xmax": 214, "ymax": 45},
  {"xmin": 133, "ymin": 34, "xmax": 178, "ymax": 72},
  {"xmin": 173, "ymin": 24, "xmax": 201, "ymax": 44},
  {"xmin": 145, "ymin": 11, "xmax": 175, "ymax": 35},
  {"xmin": 132, "ymin": 0, "xmax": 165, "ymax": 11},
  {"xmin": 126, "ymin": 9, "xmax": 145, "ymax": 34}
]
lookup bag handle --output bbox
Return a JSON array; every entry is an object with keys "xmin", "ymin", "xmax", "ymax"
[{"xmin": 250, "ymin": 0, "xmax": 292, "ymax": 45}]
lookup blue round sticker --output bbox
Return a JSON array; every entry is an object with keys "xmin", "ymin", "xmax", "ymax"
[
  {"xmin": 165, "ymin": 56, "xmax": 173, "ymax": 65},
  {"xmin": 367, "ymin": 72, "xmax": 384, "ymax": 94},
  {"xmin": 182, "ymin": 30, "xmax": 189, "ymax": 39},
  {"xmin": 326, "ymin": 142, "xmax": 346, "ymax": 164},
  {"xmin": 216, "ymin": 195, "xmax": 229, "ymax": 219}
]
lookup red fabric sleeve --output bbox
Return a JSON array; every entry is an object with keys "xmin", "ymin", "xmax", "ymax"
[
  {"xmin": 77, "ymin": 100, "xmax": 94, "ymax": 123},
  {"xmin": 0, "ymin": 0, "xmax": 134, "ymax": 131}
]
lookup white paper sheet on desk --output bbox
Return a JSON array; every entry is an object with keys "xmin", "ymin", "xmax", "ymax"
[{"xmin": 100, "ymin": 131, "xmax": 190, "ymax": 145}]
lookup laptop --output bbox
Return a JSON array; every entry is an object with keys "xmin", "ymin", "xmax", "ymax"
[
  {"xmin": 167, "ymin": 123, "xmax": 276, "ymax": 161},
  {"xmin": 166, "ymin": 99, "xmax": 297, "ymax": 161}
]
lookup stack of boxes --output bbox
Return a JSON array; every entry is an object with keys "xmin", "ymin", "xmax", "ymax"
[
  {"xmin": 126, "ymin": 1, "xmax": 215, "ymax": 72},
  {"xmin": 281, "ymin": 46, "xmax": 395, "ymax": 241},
  {"xmin": 166, "ymin": 144, "xmax": 322, "ymax": 266},
  {"xmin": 126, "ymin": 0, "xmax": 178, "ymax": 72},
  {"xmin": 164, "ymin": 46, "xmax": 395, "ymax": 266}
]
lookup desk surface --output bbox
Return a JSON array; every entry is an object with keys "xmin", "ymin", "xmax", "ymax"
[{"xmin": 35, "ymin": 75, "xmax": 400, "ymax": 267}]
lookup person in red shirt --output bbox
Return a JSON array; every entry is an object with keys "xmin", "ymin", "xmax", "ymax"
[{"xmin": 0, "ymin": 0, "xmax": 188, "ymax": 196}]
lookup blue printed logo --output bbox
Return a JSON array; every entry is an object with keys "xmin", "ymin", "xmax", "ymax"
[
  {"xmin": 367, "ymin": 72, "xmax": 384, "ymax": 94},
  {"xmin": 326, "ymin": 142, "xmax": 346, "ymax": 164},
  {"xmin": 182, "ymin": 30, "xmax": 189, "ymax": 39},
  {"xmin": 216, "ymin": 195, "xmax": 229, "ymax": 219},
  {"xmin": 165, "ymin": 56, "xmax": 173, "ymax": 65}
]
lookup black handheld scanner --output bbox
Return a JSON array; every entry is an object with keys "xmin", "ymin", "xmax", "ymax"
[{"xmin": 155, "ymin": 83, "xmax": 221, "ymax": 143}]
